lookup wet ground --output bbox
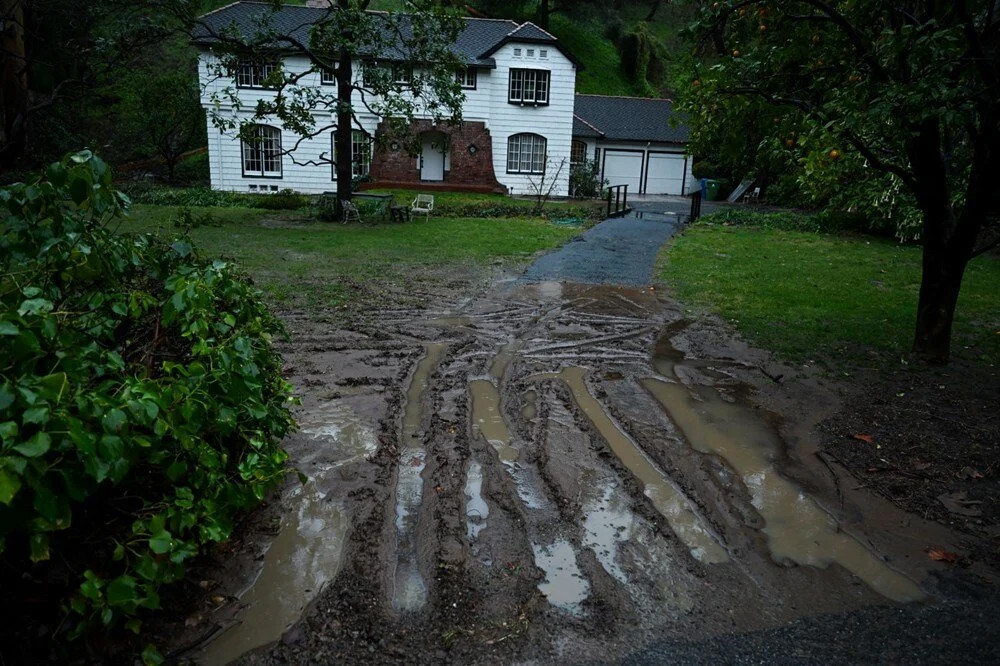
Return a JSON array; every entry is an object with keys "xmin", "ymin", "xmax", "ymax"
[{"xmin": 165, "ymin": 212, "xmax": 999, "ymax": 664}]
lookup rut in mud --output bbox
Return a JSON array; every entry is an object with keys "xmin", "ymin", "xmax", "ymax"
[{"xmin": 179, "ymin": 279, "xmax": 952, "ymax": 664}]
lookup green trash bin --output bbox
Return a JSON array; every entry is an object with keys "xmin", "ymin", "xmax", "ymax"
[{"xmin": 704, "ymin": 179, "xmax": 722, "ymax": 201}]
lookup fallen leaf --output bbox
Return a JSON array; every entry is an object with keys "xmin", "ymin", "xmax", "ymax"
[
  {"xmin": 937, "ymin": 491, "xmax": 984, "ymax": 516},
  {"xmin": 927, "ymin": 548, "xmax": 959, "ymax": 564},
  {"xmin": 912, "ymin": 459, "xmax": 932, "ymax": 471},
  {"xmin": 955, "ymin": 466, "xmax": 984, "ymax": 480},
  {"xmin": 853, "ymin": 434, "xmax": 874, "ymax": 444},
  {"xmin": 184, "ymin": 614, "xmax": 202, "ymax": 628}
]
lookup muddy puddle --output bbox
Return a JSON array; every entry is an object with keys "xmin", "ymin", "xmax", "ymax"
[
  {"xmin": 298, "ymin": 403, "xmax": 378, "ymax": 466},
  {"xmin": 393, "ymin": 343, "xmax": 447, "ymax": 612},
  {"xmin": 465, "ymin": 460, "xmax": 489, "ymax": 547},
  {"xmin": 581, "ymin": 483, "xmax": 635, "ymax": 584},
  {"xmin": 642, "ymin": 376, "xmax": 924, "ymax": 603},
  {"xmin": 532, "ymin": 367, "xmax": 729, "ymax": 564},
  {"xmin": 470, "ymin": 379, "xmax": 519, "ymax": 462},
  {"xmin": 531, "ymin": 538, "xmax": 590, "ymax": 615},
  {"xmin": 200, "ymin": 484, "xmax": 347, "ymax": 665}
]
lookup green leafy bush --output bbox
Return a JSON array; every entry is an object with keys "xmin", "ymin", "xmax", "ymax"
[
  {"xmin": 569, "ymin": 158, "xmax": 607, "ymax": 199},
  {"xmin": 172, "ymin": 152, "xmax": 210, "ymax": 186},
  {"xmin": 0, "ymin": 151, "xmax": 293, "ymax": 643}
]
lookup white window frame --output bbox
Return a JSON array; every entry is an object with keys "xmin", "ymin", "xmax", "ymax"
[
  {"xmin": 331, "ymin": 129, "xmax": 373, "ymax": 180},
  {"xmin": 456, "ymin": 66, "xmax": 477, "ymax": 89},
  {"xmin": 235, "ymin": 57, "xmax": 279, "ymax": 88},
  {"xmin": 506, "ymin": 133, "xmax": 547, "ymax": 175},
  {"xmin": 508, "ymin": 68, "xmax": 549, "ymax": 105},
  {"xmin": 242, "ymin": 125, "xmax": 282, "ymax": 178},
  {"xmin": 570, "ymin": 140, "xmax": 588, "ymax": 167},
  {"xmin": 320, "ymin": 66, "xmax": 336, "ymax": 85}
]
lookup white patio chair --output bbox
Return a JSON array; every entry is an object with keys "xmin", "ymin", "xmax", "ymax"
[
  {"xmin": 342, "ymin": 199, "xmax": 361, "ymax": 224},
  {"xmin": 411, "ymin": 194, "xmax": 434, "ymax": 221}
]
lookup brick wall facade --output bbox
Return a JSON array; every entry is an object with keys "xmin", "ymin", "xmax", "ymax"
[{"xmin": 370, "ymin": 119, "xmax": 507, "ymax": 193}]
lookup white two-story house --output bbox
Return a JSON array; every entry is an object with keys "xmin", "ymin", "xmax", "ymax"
[{"xmin": 194, "ymin": 2, "xmax": 696, "ymax": 198}]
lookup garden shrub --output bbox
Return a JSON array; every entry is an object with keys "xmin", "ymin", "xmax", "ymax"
[
  {"xmin": 569, "ymin": 158, "xmax": 606, "ymax": 199},
  {"xmin": 122, "ymin": 184, "xmax": 309, "ymax": 210},
  {"xmin": 0, "ymin": 151, "xmax": 294, "ymax": 650},
  {"xmin": 172, "ymin": 152, "xmax": 210, "ymax": 186}
]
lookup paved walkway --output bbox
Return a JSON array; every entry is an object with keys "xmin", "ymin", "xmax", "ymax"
[{"xmin": 519, "ymin": 203, "xmax": 688, "ymax": 286}]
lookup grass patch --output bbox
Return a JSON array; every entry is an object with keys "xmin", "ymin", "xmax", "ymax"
[
  {"xmin": 125, "ymin": 204, "xmax": 580, "ymax": 310},
  {"xmin": 659, "ymin": 223, "xmax": 1000, "ymax": 365}
]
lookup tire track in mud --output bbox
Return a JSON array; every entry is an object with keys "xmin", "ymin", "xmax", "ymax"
[{"xmin": 192, "ymin": 282, "xmax": 933, "ymax": 664}]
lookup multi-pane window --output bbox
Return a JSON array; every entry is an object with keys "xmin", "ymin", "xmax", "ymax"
[
  {"xmin": 362, "ymin": 63, "xmax": 412, "ymax": 87},
  {"xmin": 392, "ymin": 64, "xmax": 412, "ymax": 84},
  {"xmin": 320, "ymin": 66, "xmax": 336, "ymax": 85},
  {"xmin": 506, "ymin": 133, "xmax": 547, "ymax": 174},
  {"xmin": 456, "ymin": 66, "xmax": 477, "ymax": 89},
  {"xmin": 508, "ymin": 69, "xmax": 549, "ymax": 105},
  {"xmin": 570, "ymin": 140, "xmax": 588, "ymax": 166},
  {"xmin": 242, "ymin": 125, "xmax": 282, "ymax": 177},
  {"xmin": 235, "ymin": 57, "xmax": 279, "ymax": 88},
  {"xmin": 331, "ymin": 130, "xmax": 373, "ymax": 179}
]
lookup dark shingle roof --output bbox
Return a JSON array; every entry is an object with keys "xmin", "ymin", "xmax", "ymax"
[
  {"xmin": 194, "ymin": 2, "xmax": 562, "ymax": 68},
  {"xmin": 573, "ymin": 94, "xmax": 690, "ymax": 143},
  {"xmin": 506, "ymin": 22, "xmax": 557, "ymax": 43}
]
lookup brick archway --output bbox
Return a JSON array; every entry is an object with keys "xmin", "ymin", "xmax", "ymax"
[{"xmin": 369, "ymin": 119, "xmax": 507, "ymax": 193}]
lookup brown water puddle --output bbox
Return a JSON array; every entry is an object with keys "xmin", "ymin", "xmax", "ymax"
[
  {"xmin": 393, "ymin": 343, "xmax": 446, "ymax": 612},
  {"xmin": 531, "ymin": 538, "xmax": 590, "ymax": 615},
  {"xmin": 641, "ymin": 377, "xmax": 924, "ymax": 603},
  {"xmin": 522, "ymin": 390, "xmax": 537, "ymax": 420},
  {"xmin": 469, "ymin": 379, "xmax": 519, "ymax": 463},
  {"xmin": 531, "ymin": 367, "xmax": 729, "ymax": 564},
  {"xmin": 200, "ymin": 484, "xmax": 347, "ymax": 665}
]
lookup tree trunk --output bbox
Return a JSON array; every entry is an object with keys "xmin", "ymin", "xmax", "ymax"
[
  {"xmin": 907, "ymin": 117, "xmax": 991, "ymax": 364},
  {"xmin": 0, "ymin": 0, "xmax": 28, "ymax": 164},
  {"xmin": 537, "ymin": 0, "xmax": 549, "ymax": 30},
  {"xmin": 912, "ymin": 229, "xmax": 971, "ymax": 363},
  {"xmin": 333, "ymin": 0, "xmax": 353, "ymax": 220}
]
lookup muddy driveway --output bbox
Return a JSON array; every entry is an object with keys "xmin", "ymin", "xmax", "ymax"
[{"xmin": 176, "ymin": 212, "xmax": 996, "ymax": 664}]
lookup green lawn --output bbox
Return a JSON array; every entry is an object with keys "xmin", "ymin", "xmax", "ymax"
[
  {"xmin": 659, "ymin": 224, "xmax": 1000, "ymax": 365},
  {"xmin": 125, "ymin": 204, "xmax": 579, "ymax": 310}
]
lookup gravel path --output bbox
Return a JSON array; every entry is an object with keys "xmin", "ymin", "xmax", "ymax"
[{"xmin": 520, "ymin": 205, "xmax": 686, "ymax": 286}]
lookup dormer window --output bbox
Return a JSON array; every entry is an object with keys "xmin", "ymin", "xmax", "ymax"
[
  {"xmin": 235, "ymin": 57, "xmax": 280, "ymax": 88},
  {"xmin": 456, "ymin": 66, "xmax": 477, "ymax": 89},
  {"xmin": 508, "ymin": 69, "xmax": 549, "ymax": 106}
]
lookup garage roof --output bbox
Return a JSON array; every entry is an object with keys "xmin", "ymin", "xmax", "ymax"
[{"xmin": 573, "ymin": 94, "xmax": 690, "ymax": 144}]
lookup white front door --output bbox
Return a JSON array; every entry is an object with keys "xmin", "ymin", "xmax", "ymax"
[
  {"xmin": 420, "ymin": 134, "xmax": 445, "ymax": 181},
  {"xmin": 644, "ymin": 153, "xmax": 687, "ymax": 195},
  {"xmin": 602, "ymin": 150, "xmax": 644, "ymax": 194}
]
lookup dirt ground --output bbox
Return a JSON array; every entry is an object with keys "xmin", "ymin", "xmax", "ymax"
[{"xmin": 153, "ymin": 250, "xmax": 998, "ymax": 663}]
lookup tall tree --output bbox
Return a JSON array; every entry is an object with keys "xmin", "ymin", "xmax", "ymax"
[
  {"xmin": 686, "ymin": 0, "xmax": 1000, "ymax": 363},
  {"xmin": 179, "ymin": 0, "xmax": 465, "ymax": 215}
]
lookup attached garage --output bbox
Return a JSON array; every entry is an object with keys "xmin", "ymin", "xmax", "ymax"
[
  {"xmin": 601, "ymin": 150, "xmax": 644, "ymax": 194},
  {"xmin": 573, "ymin": 94, "xmax": 697, "ymax": 196},
  {"xmin": 644, "ymin": 152, "xmax": 688, "ymax": 195}
]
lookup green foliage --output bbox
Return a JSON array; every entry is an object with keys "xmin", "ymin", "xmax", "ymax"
[
  {"xmin": 699, "ymin": 209, "xmax": 823, "ymax": 233},
  {"xmin": 172, "ymin": 152, "xmax": 211, "ymax": 186},
  {"xmin": 680, "ymin": 1, "xmax": 999, "ymax": 245},
  {"xmin": 569, "ymin": 158, "xmax": 607, "ymax": 199},
  {"xmin": 0, "ymin": 151, "xmax": 293, "ymax": 640},
  {"xmin": 124, "ymin": 185, "xmax": 309, "ymax": 210}
]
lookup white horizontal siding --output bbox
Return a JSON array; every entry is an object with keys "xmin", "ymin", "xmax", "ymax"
[{"xmin": 199, "ymin": 44, "xmax": 577, "ymax": 196}]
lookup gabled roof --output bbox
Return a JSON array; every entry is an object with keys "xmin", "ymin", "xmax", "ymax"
[
  {"xmin": 573, "ymin": 94, "xmax": 690, "ymax": 143},
  {"xmin": 193, "ymin": 2, "xmax": 575, "ymax": 68}
]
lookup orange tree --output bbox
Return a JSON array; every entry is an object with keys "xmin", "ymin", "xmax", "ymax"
[{"xmin": 684, "ymin": 0, "xmax": 999, "ymax": 363}]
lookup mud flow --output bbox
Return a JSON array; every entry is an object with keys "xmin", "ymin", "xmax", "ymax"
[{"xmin": 186, "ymin": 281, "xmax": 939, "ymax": 664}]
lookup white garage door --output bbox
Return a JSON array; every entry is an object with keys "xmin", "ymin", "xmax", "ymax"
[
  {"xmin": 603, "ymin": 151, "xmax": 644, "ymax": 193},
  {"xmin": 645, "ymin": 152, "xmax": 686, "ymax": 195}
]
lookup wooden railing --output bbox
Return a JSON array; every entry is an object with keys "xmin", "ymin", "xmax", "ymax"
[
  {"xmin": 606, "ymin": 184, "xmax": 629, "ymax": 218},
  {"xmin": 689, "ymin": 189, "xmax": 702, "ymax": 222}
]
